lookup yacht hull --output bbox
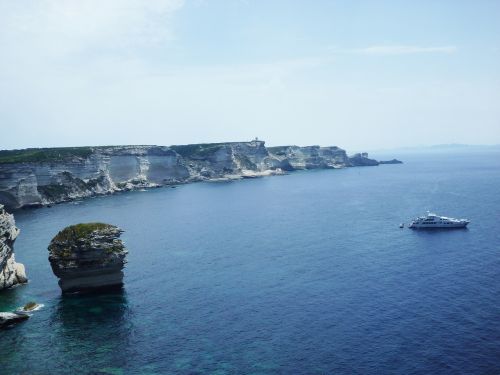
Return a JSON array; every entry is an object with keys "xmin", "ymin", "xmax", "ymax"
[
  {"xmin": 408, "ymin": 212, "xmax": 469, "ymax": 229},
  {"xmin": 409, "ymin": 222, "xmax": 468, "ymax": 229}
]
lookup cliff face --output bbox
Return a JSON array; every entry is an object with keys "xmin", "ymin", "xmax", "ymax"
[
  {"xmin": 0, "ymin": 205, "xmax": 27, "ymax": 290},
  {"xmin": 48, "ymin": 223, "xmax": 127, "ymax": 293},
  {"xmin": 268, "ymin": 145, "xmax": 350, "ymax": 169},
  {"xmin": 0, "ymin": 140, "xmax": 379, "ymax": 209},
  {"xmin": 348, "ymin": 153, "xmax": 380, "ymax": 167}
]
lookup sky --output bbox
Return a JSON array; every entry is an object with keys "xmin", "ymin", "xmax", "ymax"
[{"xmin": 1, "ymin": 0, "xmax": 499, "ymax": 151}]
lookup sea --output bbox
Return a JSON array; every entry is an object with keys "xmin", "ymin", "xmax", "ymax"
[{"xmin": 0, "ymin": 151, "xmax": 499, "ymax": 374}]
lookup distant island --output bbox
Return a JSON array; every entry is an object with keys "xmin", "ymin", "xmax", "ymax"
[
  {"xmin": 426, "ymin": 143, "xmax": 500, "ymax": 151},
  {"xmin": 371, "ymin": 143, "xmax": 500, "ymax": 154},
  {"xmin": 0, "ymin": 140, "xmax": 395, "ymax": 210}
]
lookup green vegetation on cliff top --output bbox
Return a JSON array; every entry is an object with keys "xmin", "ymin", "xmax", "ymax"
[
  {"xmin": 0, "ymin": 143, "xmax": 233, "ymax": 163},
  {"xmin": 170, "ymin": 143, "xmax": 228, "ymax": 158},
  {"xmin": 0, "ymin": 141, "xmax": 261, "ymax": 164},
  {"xmin": 0, "ymin": 147, "xmax": 93, "ymax": 164},
  {"xmin": 53, "ymin": 223, "xmax": 115, "ymax": 242}
]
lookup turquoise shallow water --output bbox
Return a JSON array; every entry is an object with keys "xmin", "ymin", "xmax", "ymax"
[{"xmin": 1, "ymin": 152, "xmax": 499, "ymax": 374}]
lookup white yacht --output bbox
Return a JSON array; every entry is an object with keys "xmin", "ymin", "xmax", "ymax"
[{"xmin": 408, "ymin": 212, "xmax": 469, "ymax": 229}]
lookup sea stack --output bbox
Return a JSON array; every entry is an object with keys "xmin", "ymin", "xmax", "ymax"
[
  {"xmin": 0, "ymin": 204, "xmax": 27, "ymax": 290},
  {"xmin": 48, "ymin": 223, "xmax": 128, "ymax": 293}
]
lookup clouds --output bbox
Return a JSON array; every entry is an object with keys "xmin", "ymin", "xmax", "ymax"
[
  {"xmin": 328, "ymin": 45, "xmax": 458, "ymax": 56},
  {"xmin": 0, "ymin": 0, "xmax": 185, "ymax": 59},
  {"xmin": 0, "ymin": 0, "xmax": 187, "ymax": 149},
  {"xmin": 0, "ymin": 1, "xmax": 498, "ymax": 150},
  {"xmin": 356, "ymin": 45, "xmax": 457, "ymax": 55},
  {"xmin": 0, "ymin": 0, "xmax": 186, "ymax": 114}
]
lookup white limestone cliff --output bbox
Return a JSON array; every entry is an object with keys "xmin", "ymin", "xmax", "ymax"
[
  {"xmin": 0, "ymin": 140, "xmax": 379, "ymax": 209},
  {"xmin": 0, "ymin": 205, "xmax": 27, "ymax": 290}
]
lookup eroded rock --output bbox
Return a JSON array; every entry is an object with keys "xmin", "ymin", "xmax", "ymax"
[
  {"xmin": 0, "ymin": 312, "xmax": 29, "ymax": 328},
  {"xmin": 0, "ymin": 204, "xmax": 27, "ymax": 290},
  {"xmin": 48, "ymin": 223, "xmax": 128, "ymax": 293},
  {"xmin": 348, "ymin": 153, "xmax": 380, "ymax": 166}
]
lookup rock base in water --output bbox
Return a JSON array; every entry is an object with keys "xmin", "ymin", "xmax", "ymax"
[
  {"xmin": 0, "ymin": 312, "xmax": 29, "ymax": 329},
  {"xmin": 48, "ymin": 223, "xmax": 128, "ymax": 293},
  {"xmin": 58, "ymin": 270, "xmax": 125, "ymax": 292}
]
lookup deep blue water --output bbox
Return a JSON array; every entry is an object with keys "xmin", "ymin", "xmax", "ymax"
[{"xmin": 1, "ymin": 152, "xmax": 499, "ymax": 374}]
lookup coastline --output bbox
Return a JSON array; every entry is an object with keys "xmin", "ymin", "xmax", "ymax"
[{"xmin": 0, "ymin": 140, "xmax": 383, "ymax": 210}]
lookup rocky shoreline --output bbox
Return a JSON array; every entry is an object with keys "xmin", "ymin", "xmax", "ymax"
[
  {"xmin": 0, "ymin": 312, "xmax": 29, "ymax": 328},
  {"xmin": 0, "ymin": 204, "xmax": 27, "ymax": 290},
  {"xmin": 0, "ymin": 140, "xmax": 384, "ymax": 210}
]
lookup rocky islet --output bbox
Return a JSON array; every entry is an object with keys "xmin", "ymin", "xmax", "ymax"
[{"xmin": 48, "ymin": 223, "xmax": 128, "ymax": 293}]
